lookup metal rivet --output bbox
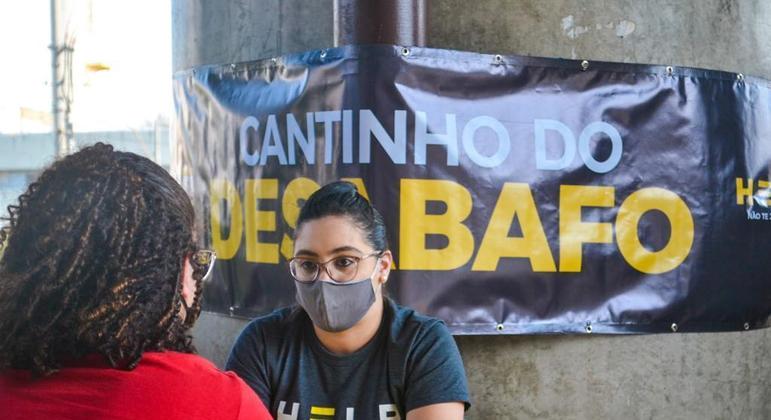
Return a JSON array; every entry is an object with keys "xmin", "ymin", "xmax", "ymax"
[
  {"xmin": 744, "ymin": 322, "xmax": 750, "ymax": 330},
  {"xmin": 494, "ymin": 54, "xmax": 503, "ymax": 64},
  {"xmin": 580, "ymin": 60, "xmax": 589, "ymax": 71},
  {"xmin": 585, "ymin": 324, "xmax": 592, "ymax": 334},
  {"xmin": 670, "ymin": 323, "xmax": 678, "ymax": 332},
  {"xmin": 737, "ymin": 73, "xmax": 744, "ymax": 81},
  {"xmin": 666, "ymin": 66, "xmax": 673, "ymax": 76},
  {"xmin": 401, "ymin": 47, "xmax": 411, "ymax": 57},
  {"xmin": 320, "ymin": 49, "xmax": 327, "ymax": 59},
  {"xmin": 495, "ymin": 324, "xmax": 504, "ymax": 332}
]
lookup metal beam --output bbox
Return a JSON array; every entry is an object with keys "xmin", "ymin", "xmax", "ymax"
[
  {"xmin": 49, "ymin": 0, "xmax": 64, "ymax": 157},
  {"xmin": 334, "ymin": 0, "xmax": 427, "ymax": 47}
]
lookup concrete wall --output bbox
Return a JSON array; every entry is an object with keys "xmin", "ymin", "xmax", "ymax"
[{"xmin": 173, "ymin": 1, "xmax": 771, "ymax": 418}]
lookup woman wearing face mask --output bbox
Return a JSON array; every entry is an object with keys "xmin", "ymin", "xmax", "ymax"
[
  {"xmin": 226, "ymin": 181, "xmax": 470, "ymax": 419},
  {"xmin": 0, "ymin": 143, "xmax": 271, "ymax": 420}
]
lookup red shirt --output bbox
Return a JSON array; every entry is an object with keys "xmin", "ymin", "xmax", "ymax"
[{"xmin": 0, "ymin": 351, "xmax": 272, "ymax": 420}]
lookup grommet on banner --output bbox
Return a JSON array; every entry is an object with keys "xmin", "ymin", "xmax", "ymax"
[
  {"xmin": 670, "ymin": 323, "xmax": 678, "ymax": 332},
  {"xmin": 666, "ymin": 66, "xmax": 673, "ymax": 76},
  {"xmin": 401, "ymin": 47, "xmax": 411, "ymax": 57},
  {"xmin": 737, "ymin": 73, "xmax": 744, "ymax": 82},
  {"xmin": 320, "ymin": 49, "xmax": 327, "ymax": 59},
  {"xmin": 580, "ymin": 60, "xmax": 589, "ymax": 71},
  {"xmin": 495, "ymin": 324, "xmax": 504, "ymax": 332},
  {"xmin": 744, "ymin": 322, "xmax": 750, "ymax": 330},
  {"xmin": 494, "ymin": 54, "xmax": 503, "ymax": 65},
  {"xmin": 585, "ymin": 323, "xmax": 592, "ymax": 333}
]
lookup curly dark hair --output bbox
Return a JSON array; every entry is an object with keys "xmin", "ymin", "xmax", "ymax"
[{"xmin": 0, "ymin": 143, "xmax": 204, "ymax": 376}]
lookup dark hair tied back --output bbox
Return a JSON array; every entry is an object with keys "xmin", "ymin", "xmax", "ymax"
[{"xmin": 296, "ymin": 181, "xmax": 389, "ymax": 252}]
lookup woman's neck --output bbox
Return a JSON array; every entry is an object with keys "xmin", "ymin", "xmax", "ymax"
[{"xmin": 313, "ymin": 296, "xmax": 385, "ymax": 355}]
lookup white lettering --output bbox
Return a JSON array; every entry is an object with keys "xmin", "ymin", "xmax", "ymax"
[
  {"xmin": 534, "ymin": 118, "xmax": 576, "ymax": 170},
  {"xmin": 239, "ymin": 116, "xmax": 261, "ymax": 166},
  {"xmin": 461, "ymin": 115, "xmax": 511, "ymax": 168},
  {"xmin": 378, "ymin": 404, "xmax": 402, "ymax": 420},
  {"xmin": 343, "ymin": 110, "xmax": 353, "ymax": 163},
  {"xmin": 235, "ymin": 110, "xmax": 624, "ymax": 172},
  {"xmin": 277, "ymin": 401, "xmax": 299, "ymax": 420},
  {"xmin": 259, "ymin": 114, "xmax": 288, "ymax": 165},
  {"xmin": 315, "ymin": 111, "xmax": 341, "ymax": 164},
  {"xmin": 359, "ymin": 109, "xmax": 407, "ymax": 164},
  {"xmin": 287, "ymin": 113, "xmax": 315, "ymax": 165},
  {"xmin": 414, "ymin": 111, "xmax": 459, "ymax": 166},
  {"xmin": 578, "ymin": 121, "xmax": 623, "ymax": 173}
]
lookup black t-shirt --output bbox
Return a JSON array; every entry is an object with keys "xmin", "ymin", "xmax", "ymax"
[{"xmin": 226, "ymin": 298, "xmax": 470, "ymax": 420}]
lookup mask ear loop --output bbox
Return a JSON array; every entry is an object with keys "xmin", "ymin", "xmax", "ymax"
[
  {"xmin": 365, "ymin": 252, "xmax": 385, "ymax": 284},
  {"xmin": 376, "ymin": 251, "xmax": 391, "ymax": 285},
  {"xmin": 374, "ymin": 254, "xmax": 392, "ymax": 301},
  {"xmin": 371, "ymin": 253, "xmax": 391, "ymax": 292}
]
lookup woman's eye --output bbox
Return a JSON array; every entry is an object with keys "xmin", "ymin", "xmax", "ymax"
[
  {"xmin": 300, "ymin": 261, "xmax": 317, "ymax": 272},
  {"xmin": 334, "ymin": 257, "xmax": 355, "ymax": 268}
]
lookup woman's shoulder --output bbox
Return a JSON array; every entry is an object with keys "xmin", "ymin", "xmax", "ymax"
[
  {"xmin": 138, "ymin": 351, "xmax": 270, "ymax": 418},
  {"xmin": 140, "ymin": 352, "xmax": 251, "ymax": 402},
  {"xmin": 239, "ymin": 305, "xmax": 306, "ymax": 342},
  {"xmin": 226, "ymin": 306, "xmax": 306, "ymax": 375},
  {"xmin": 385, "ymin": 299, "xmax": 451, "ymax": 345},
  {"xmin": 140, "ymin": 351, "xmax": 242, "ymax": 383}
]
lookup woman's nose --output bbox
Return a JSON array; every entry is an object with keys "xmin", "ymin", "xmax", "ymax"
[{"xmin": 317, "ymin": 265, "xmax": 334, "ymax": 281}]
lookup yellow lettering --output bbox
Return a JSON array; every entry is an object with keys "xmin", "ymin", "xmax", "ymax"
[
  {"xmin": 399, "ymin": 179, "xmax": 474, "ymax": 270},
  {"xmin": 244, "ymin": 179, "xmax": 278, "ymax": 263},
  {"xmin": 473, "ymin": 183, "xmax": 556, "ymax": 271},
  {"xmin": 616, "ymin": 187, "xmax": 694, "ymax": 274},
  {"xmin": 310, "ymin": 406, "xmax": 335, "ymax": 419},
  {"xmin": 209, "ymin": 179, "xmax": 243, "ymax": 260},
  {"xmin": 281, "ymin": 177, "xmax": 320, "ymax": 259},
  {"xmin": 736, "ymin": 177, "xmax": 753, "ymax": 205},
  {"xmin": 559, "ymin": 185, "xmax": 614, "ymax": 272}
]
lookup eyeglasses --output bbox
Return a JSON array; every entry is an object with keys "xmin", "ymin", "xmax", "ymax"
[
  {"xmin": 288, "ymin": 251, "xmax": 383, "ymax": 283},
  {"xmin": 190, "ymin": 249, "xmax": 217, "ymax": 281}
]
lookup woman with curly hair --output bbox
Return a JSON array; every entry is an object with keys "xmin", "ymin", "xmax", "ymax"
[{"xmin": 0, "ymin": 143, "xmax": 271, "ymax": 420}]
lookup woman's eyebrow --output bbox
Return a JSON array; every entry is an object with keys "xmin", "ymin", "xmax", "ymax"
[
  {"xmin": 294, "ymin": 249, "xmax": 319, "ymax": 257},
  {"xmin": 294, "ymin": 246, "xmax": 364, "ymax": 258},
  {"xmin": 329, "ymin": 246, "xmax": 364, "ymax": 255}
]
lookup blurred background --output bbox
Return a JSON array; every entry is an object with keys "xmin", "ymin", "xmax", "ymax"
[{"xmin": 0, "ymin": 0, "xmax": 171, "ymax": 216}]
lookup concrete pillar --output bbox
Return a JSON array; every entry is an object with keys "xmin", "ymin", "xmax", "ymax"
[{"xmin": 173, "ymin": 1, "xmax": 771, "ymax": 418}]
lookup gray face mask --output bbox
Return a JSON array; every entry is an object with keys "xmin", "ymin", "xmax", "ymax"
[{"xmin": 295, "ymin": 275, "xmax": 378, "ymax": 332}]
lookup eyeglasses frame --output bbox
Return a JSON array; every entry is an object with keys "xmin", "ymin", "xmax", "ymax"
[
  {"xmin": 287, "ymin": 250, "xmax": 384, "ymax": 283},
  {"xmin": 190, "ymin": 249, "xmax": 217, "ymax": 281}
]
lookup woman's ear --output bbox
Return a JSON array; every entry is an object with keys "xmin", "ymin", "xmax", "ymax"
[
  {"xmin": 378, "ymin": 250, "xmax": 393, "ymax": 284},
  {"xmin": 180, "ymin": 256, "xmax": 196, "ymax": 307}
]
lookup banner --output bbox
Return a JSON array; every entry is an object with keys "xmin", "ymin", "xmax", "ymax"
[{"xmin": 173, "ymin": 45, "xmax": 771, "ymax": 334}]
